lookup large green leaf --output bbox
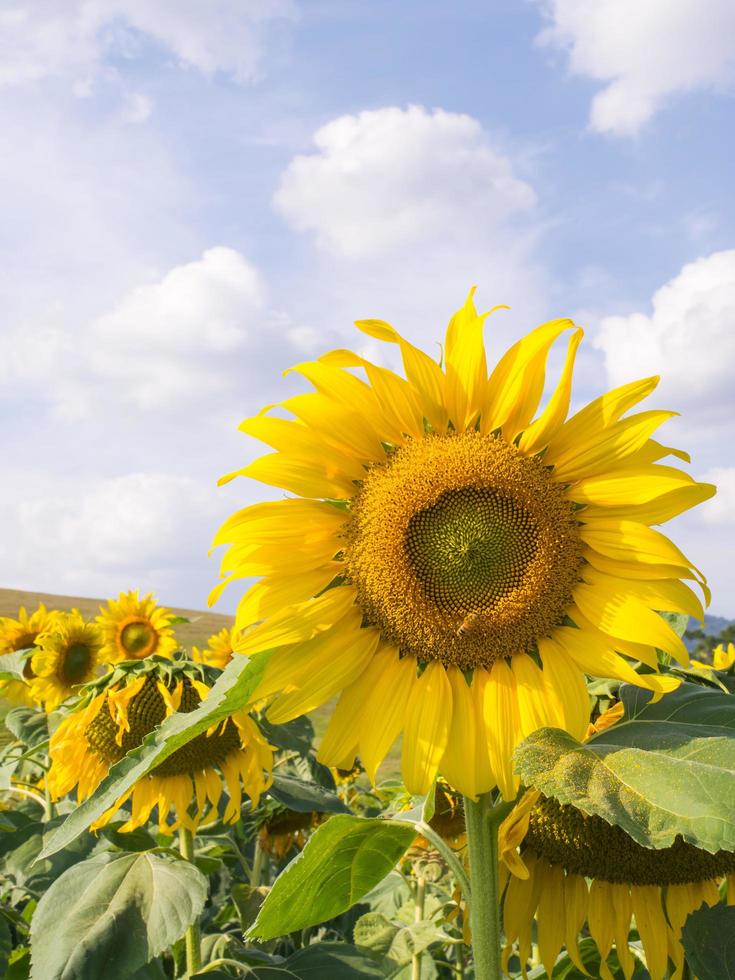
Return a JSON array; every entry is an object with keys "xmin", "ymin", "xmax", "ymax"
[
  {"xmin": 30, "ymin": 851, "xmax": 207, "ymax": 980},
  {"xmin": 0, "ymin": 650, "xmax": 32, "ymax": 683},
  {"xmin": 38, "ymin": 650, "xmax": 273, "ymax": 860},
  {"xmin": 4, "ymin": 708, "xmax": 48, "ymax": 749},
  {"xmin": 280, "ymin": 943, "xmax": 388, "ymax": 979},
  {"xmin": 681, "ymin": 903, "xmax": 735, "ymax": 980},
  {"xmin": 514, "ymin": 682, "xmax": 735, "ymax": 852},
  {"xmin": 248, "ymin": 815, "xmax": 416, "ymax": 940}
]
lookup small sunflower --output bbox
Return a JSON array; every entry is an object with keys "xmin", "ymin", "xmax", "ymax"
[
  {"xmin": 255, "ymin": 804, "xmax": 322, "ymax": 859},
  {"xmin": 692, "ymin": 641, "xmax": 735, "ymax": 671},
  {"xmin": 97, "ymin": 590, "xmax": 178, "ymax": 663},
  {"xmin": 192, "ymin": 626, "xmax": 236, "ymax": 669},
  {"xmin": 500, "ymin": 789, "xmax": 735, "ymax": 980},
  {"xmin": 0, "ymin": 604, "xmax": 61, "ymax": 706},
  {"xmin": 48, "ymin": 659, "xmax": 273, "ymax": 834},
  {"xmin": 212, "ymin": 290, "xmax": 713, "ymax": 799},
  {"xmin": 29, "ymin": 612, "xmax": 104, "ymax": 711}
]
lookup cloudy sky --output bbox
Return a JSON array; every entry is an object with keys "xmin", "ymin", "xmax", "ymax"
[{"xmin": 1, "ymin": 0, "xmax": 734, "ymax": 616}]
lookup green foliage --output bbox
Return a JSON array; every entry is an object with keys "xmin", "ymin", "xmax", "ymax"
[
  {"xmin": 514, "ymin": 681, "xmax": 735, "ymax": 852},
  {"xmin": 268, "ymin": 773, "xmax": 350, "ymax": 814},
  {"xmin": 248, "ymin": 815, "xmax": 417, "ymax": 940},
  {"xmin": 681, "ymin": 902, "xmax": 735, "ymax": 980},
  {"xmin": 29, "ymin": 851, "xmax": 208, "ymax": 980}
]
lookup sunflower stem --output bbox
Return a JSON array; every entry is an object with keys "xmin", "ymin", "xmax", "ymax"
[
  {"xmin": 463, "ymin": 793, "xmax": 512, "ymax": 980},
  {"xmin": 250, "ymin": 838, "xmax": 265, "ymax": 887},
  {"xmin": 179, "ymin": 826, "xmax": 203, "ymax": 976},
  {"xmin": 411, "ymin": 874, "xmax": 426, "ymax": 980}
]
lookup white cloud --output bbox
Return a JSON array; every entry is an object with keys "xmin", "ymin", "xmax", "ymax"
[
  {"xmin": 0, "ymin": 471, "xmax": 224, "ymax": 606},
  {"xmin": 274, "ymin": 105, "xmax": 536, "ymax": 258},
  {"xmin": 699, "ymin": 467, "xmax": 735, "ymax": 526},
  {"xmin": 0, "ymin": 0, "xmax": 295, "ymax": 89},
  {"xmin": 537, "ymin": 0, "xmax": 735, "ymax": 135},
  {"xmin": 594, "ymin": 250, "xmax": 735, "ymax": 433}
]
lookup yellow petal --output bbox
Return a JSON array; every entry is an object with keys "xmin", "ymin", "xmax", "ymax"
[
  {"xmin": 549, "ymin": 410, "xmax": 678, "ymax": 482},
  {"xmin": 536, "ymin": 639, "xmax": 591, "ymax": 741},
  {"xmin": 610, "ymin": 884, "xmax": 636, "ymax": 980},
  {"xmin": 235, "ymin": 586, "xmax": 356, "ymax": 658},
  {"xmin": 587, "ymin": 879, "xmax": 614, "ymax": 966},
  {"xmin": 518, "ymin": 327, "xmax": 583, "ymax": 454},
  {"xmin": 317, "ymin": 653, "xmax": 388, "ymax": 769},
  {"xmin": 580, "ymin": 481, "xmax": 716, "ymax": 525},
  {"xmin": 360, "ymin": 649, "xmax": 417, "ymax": 783},
  {"xmin": 562, "ymin": 872, "xmax": 591, "ymax": 976},
  {"xmin": 231, "ymin": 451, "xmax": 357, "ymax": 499},
  {"xmin": 483, "ymin": 659, "xmax": 521, "ymax": 800},
  {"xmin": 550, "ymin": 375, "xmax": 659, "ymax": 454},
  {"xmin": 355, "ymin": 317, "xmax": 448, "ymax": 430},
  {"xmin": 233, "ymin": 564, "xmax": 341, "ymax": 630},
  {"xmin": 444, "ymin": 287, "xmax": 493, "ymax": 431},
  {"xmin": 581, "ymin": 566, "xmax": 704, "ymax": 628},
  {"xmin": 537, "ymin": 862, "xmax": 567, "ymax": 979},
  {"xmin": 470, "ymin": 668, "xmax": 495, "ymax": 795},
  {"xmin": 282, "ymin": 391, "xmax": 386, "ymax": 461},
  {"xmin": 511, "ymin": 653, "xmax": 565, "ymax": 737},
  {"xmin": 238, "ymin": 415, "xmax": 367, "ymax": 480},
  {"xmin": 630, "ymin": 885, "xmax": 669, "ymax": 980},
  {"xmin": 213, "ymin": 497, "xmax": 347, "ymax": 548},
  {"xmin": 439, "ymin": 666, "xmax": 479, "ymax": 798},
  {"xmin": 401, "ymin": 661, "xmax": 452, "ymax": 794},
  {"xmin": 266, "ymin": 626, "xmax": 380, "ymax": 724},
  {"xmin": 571, "ymin": 465, "xmax": 695, "ymax": 507},
  {"xmin": 483, "ymin": 318, "xmax": 575, "ymax": 440}
]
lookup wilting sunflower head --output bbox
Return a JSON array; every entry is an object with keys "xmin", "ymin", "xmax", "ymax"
[
  {"xmin": 48, "ymin": 658, "xmax": 273, "ymax": 834},
  {"xmin": 0, "ymin": 604, "xmax": 61, "ymax": 706},
  {"xmin": 29, "ymin": 611, "xmax": 103, "ymax": 711},
  {"xmin": 253, "ymin": 801, "xmax": 321, "ymax": 859},
  {"xmin": 97, "ymin": 590, "xmax": 178, "ymax": 663},
  {"xmin": 211, "ymin": 289, "xmax": 714, "ymax": 800},
  {"xmin": 501, "ymin": 789, "xmax": 735, "ymax": 980},
  {"xmin": 192, "ymin": 626, "xmax": 236, "ymax": 669}
]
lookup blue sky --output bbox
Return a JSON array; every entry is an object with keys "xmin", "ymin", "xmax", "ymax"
[{"xmin": 1, "ymin": 0, "xmax": 734, "ymax": 616}]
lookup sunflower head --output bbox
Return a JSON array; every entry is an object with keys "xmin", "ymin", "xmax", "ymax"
[
  {"xmin": 192, "ymin": 626, "xmax": 236, "ymax": 669},
  {"xmin": 97, "ymin": 590, "xmax": 178, "ymax": 663},
  {"xmin": 28, "ymin": 611, "xmax": 103, "ymax": 711},
  {"xmin": 48, "ymin": 657, "xmax": 273, "ymax": 834},
  {"xmin": 253, "ymin": 803, "xmax": 321, "ymax": 859},
  {"xmin": 213, "ymin": 290, "xmax": 713, "ymax": 799},
  {"xmin": 0, "ymin": 604, "xmax": 61, "ymax": 706},
  {"xmin": 501, "ymin": 789, "xmax": 735, "ymax": 980}
]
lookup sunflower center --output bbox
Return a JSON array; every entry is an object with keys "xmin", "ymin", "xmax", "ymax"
[
  {"xmin": 120, "ymin": 622, "xmax": 155, "ymax": 657},
  {"xmin": 62, "ymin": 642, "xmax": 92, "ymax": 683},
  {"xmin": 525, "ymin": 795, "xmax": 735, "ymax": 886},
  {"xmin": 345, "ymin": 432, "xmax": 583, "ymax": 669},
  {"xmin": 85, "ymin": 676, "xmax": 241, "ymax": 776}
]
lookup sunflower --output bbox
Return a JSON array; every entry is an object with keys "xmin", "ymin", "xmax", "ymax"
[
  {"xmin": 211, "ymin": 290, "xmax": 713, "ymax": 799},
  {"xmin": 48, "ymin": 659, "xmax": 273, "ymax": 833},
  {"xmin": 29, "ymin": 611, "xmax": 104, "ymax": 711},
  {"xmin": 692, "ymin": 641, "xmax": 735, "ymax": 671},
  {"xmin": 500, "ymin": 789, "xmax": 735, "ymax": 980},
  {"xmin": 0, "ymin": 604, "xmax": 61, "ymax": 706},
  {"xmin": 97, "ymin": 590, "xmax": 178, "ymax": 663},
  {"xmin": 192, "ymin": 626, "xmax": 236, "ymax": 669}
]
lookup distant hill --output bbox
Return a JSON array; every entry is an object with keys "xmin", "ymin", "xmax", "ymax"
[
  {"xmin": 684, "ymin": 612, "xmax": 735, "ymax": 653},
  {"xmin": 0, "ymin": 587, "xmax": 233, "ymax": 651}
]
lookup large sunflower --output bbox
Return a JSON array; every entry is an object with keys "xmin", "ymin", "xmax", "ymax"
[
  {"xmin": 211, "ymin": 291, "xmax": 713, "ymax": 798},
  {"xmin": 97, "ymin": 590, "xmax": 178, "ymax": 663},
  {"xmin": 48, "ymin": 659, "xmax": 273, "ymax": 833},
  {"xmin": 500, "ymin": 789, "xmax": 735, "ymax": 980},
  {"xmin": 29, "ymin": 611, "xmax": 104, "ymax": 710},
  {"xmin": 0, "ymin": 604, "xmax": 61, "ymax": 706}
]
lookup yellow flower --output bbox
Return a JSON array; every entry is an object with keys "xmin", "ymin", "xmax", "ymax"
[
  {"xmin": 97, "ymin": 590, "xmax": 178, "ymax": 663},
  {"xmin": 211, "ymin": 290, "xmax": 713, "ymax": 798},
  {"xmin": 48, "ymin": 661, "xmax": 273, "ymax": 834},
  {"xmin": 192, "ymin": 626, "xmax": 236, "ymax": 669},
  {"xmin": 27, "ymin": 611, "xmax": 103, "ymax": 710},
  {"xmin": 0, "ymin": 604, "xmax": 61, "ymax": 706},
  {"xmin": 500, "ymin": 790, "xmax": 735, "ymax": 980},
  {"xmin": 692, "ymin": 641, "xmax": 735, "ymax": 671}
]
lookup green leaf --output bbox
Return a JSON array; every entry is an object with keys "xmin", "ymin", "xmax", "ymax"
[
  {"xmin": 0, "ymin": 915, "xmax": 12, "ymax": 978},
  {"xmin": 259, "ymin": 715, "xmax": 315, "ymax": 755},
  {"xmin": 284, "ymin": 943, "xmax": 388, "ymax": 979},
  {"xmin": 248, "ymin": 815, "xmax": 416, "ymax": 940},
  {"xmin": 660, "ymin": 611, "xmax": 689, "ymax": 639},
  {"xmin": 268, "ymin": 773, "xmax": 350, "ymax": 814},
  {"xmin": 514, "ymin": 682, "xmax": 735, "ymax": 852},
  {"xmin": 0, "ymin": 651, "xmax": 32, "ymax": 683},
  {"xmin": 38, "ymin": 649, "xmax": 274, "ymax": 860},
  {"xmin": 354, "ymin": 911, "xmax": 400, "ymax": 956},
  {"xmin": 167, "ymin": 615, "xmax": 191, "ymax": 625},
  {"xmin": 4, "ymin": 707, "xmax": 48, "ymax": 749},
  {"xmin": 30, "ymin": 851, "xmax": 208, "ymax": 980},
  {"xmin": 681, "ymin": 902, "xmax": 735, "ymax": 980}
]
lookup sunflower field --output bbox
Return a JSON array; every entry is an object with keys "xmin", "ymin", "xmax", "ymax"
[{"xmin": 2, "ymin": 294, "xmax": 735, "ymax": 980}]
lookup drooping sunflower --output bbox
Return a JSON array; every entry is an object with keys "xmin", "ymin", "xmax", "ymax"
[
  {"xmin": 29, "ymin": 611, "xmax": 104, "ymax": 710},
  {"xmin": 97, "ymin": 590, "xmax": 178, "ymax": 663},
  {"xmin": 500, "ymin": 788, "xmax": 735, "ymax": 980},
  {"xmin": 211, "ymin": 290, "xmax": 713, "ymax": 798},
  {"xmin": 48, "ymin": 659, "xmax": 273, "ymax": 833},
  {"xmin": 192, "ymin": 626, "xmax": 236, "ymax": 669},
  {"xmin": 0, "ymin": 604, "xmax": 61, "ymax": 706}
]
